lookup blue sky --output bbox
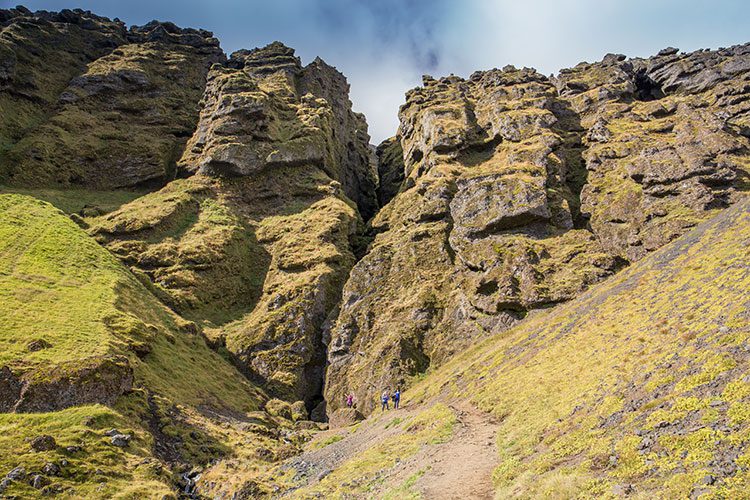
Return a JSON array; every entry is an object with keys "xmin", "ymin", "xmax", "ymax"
[{"xmin": 6, "ymin": 0, "xmax": 750, "ymax": 141}]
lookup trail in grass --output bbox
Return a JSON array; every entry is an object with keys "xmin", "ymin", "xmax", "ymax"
[
  {"xmin": 411, "ymin": 401, "xmax": 500, "ymax": 499},
  {"xmin": 281, "ymin": 400, "xmax": 501, "ymax": 499}
]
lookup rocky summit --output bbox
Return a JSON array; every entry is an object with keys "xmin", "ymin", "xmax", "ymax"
[{"xmin": 0, "ymin": 5, "xmax": 749, "ymax": 499}]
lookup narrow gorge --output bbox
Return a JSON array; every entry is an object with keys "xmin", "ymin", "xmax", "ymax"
[{"xmin": 1, "ymin": 5, "xmax": 749, "ymax": 498}]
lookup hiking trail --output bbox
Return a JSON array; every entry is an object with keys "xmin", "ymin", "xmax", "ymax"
[{"xmin": 281, "ymin": 400, "xmax": 501, "ymax": 498}]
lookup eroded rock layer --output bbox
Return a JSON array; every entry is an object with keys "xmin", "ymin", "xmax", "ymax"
[
  {"xmin": 0, "ymin": 8, "xmax": 224, "ymax": 188},
  {"xmin": 326, "ymin": 45, "xmax": 750, "ymax": 415},
  {"xmin": 93, "ymin": 43, "xmax": 374, "ymax": 409}
]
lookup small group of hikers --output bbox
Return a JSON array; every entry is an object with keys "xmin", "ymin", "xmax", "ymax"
[
  {"xmin": 380, "ymin": 388, "xmax": 400, "ymax": 411},
  {"xmin": 343, "ymin": 388, "xmax": 401, "ymax": 411}
]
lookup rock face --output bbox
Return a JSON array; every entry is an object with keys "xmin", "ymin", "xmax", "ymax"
[
  {"xmin": 554, "ymin": 45, "xmax": 750, "ymax": 261},
  {"xmin": 9, "ymin": 356, "xmax": 133, "ymax": 413},
  {"xmin": 375, "ymin": 137, "xmax": 405, "ymax": 207},
  {"xmin": 179, "ymin": 42, "xmax": 378, "ymax": 219},
  {"xmin": 326, "ymin": 45, "xmax": 750, "ymax": 415},
  {"xmin": 0, "ymin": 9, "xmax": 223, "ymax": 188},
  {"xmin": 92, "ymin": 43, "xmax": 375, "ymax": 407},
  {"xmin": 0, "ymin": 8, "xmax": 126, "ymax": 151}
]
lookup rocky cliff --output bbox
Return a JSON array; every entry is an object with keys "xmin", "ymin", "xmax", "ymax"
[
  {"xmin": 326, "ymin": 45, "xmax": 750, "ymax": 414},
  {"xmin": 0, "ymin": 5, "xmax": 749, "ymax": 498},
  {"xmin": 90, "ymin": 41, "xmax": 376, "ymax": 416}
]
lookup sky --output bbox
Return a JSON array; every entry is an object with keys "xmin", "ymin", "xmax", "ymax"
[{"xmin": 6, "ymin": 0, "xmax": 750, "ymax": 142}]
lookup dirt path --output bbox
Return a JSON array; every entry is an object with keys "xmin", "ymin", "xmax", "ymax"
[
  {"xmin": 282, "ymin": 400, "xmax": 501, "ymax": 499},
  {"xmin": 369, "ymin": 401, "xmax": 501, "ymax": 499},
  {"xmin": 280, "ymin": 406, "xmax": 425, "ymax": 491},
  {"xmin": 413, "ymin": 402, "xmax": 500, "ymax": 499}
]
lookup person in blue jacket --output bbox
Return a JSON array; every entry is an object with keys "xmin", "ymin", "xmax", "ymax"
[{"xmin": 381, "ymin": 390, "xmax": 390, "ymax": 411}]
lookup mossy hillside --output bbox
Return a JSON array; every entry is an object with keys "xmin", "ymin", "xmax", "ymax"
[
  {"xmin": 0, "ymin": 10, "xmax": 126, "ymax": 153},
  {"xmin": 0, "ymin": 194, "xmax": 287, "ymax": 497},
  {"xmin": 0, "ymin": 405, "xmax": 174, "ymax": 498},
  {"xmin": 91, "ymin": 177, "xmax": 269, "ymax": 326},
  {"xmin": 0, "ymin": 192, "xmax": 266, "ymax": 407},
  {"xmin": 0, "ymin": 194, "xmax": 143, "ymax": 370},
  {"xmin": 403, "ymin": 198, "xmax": 750, "ymax": 498},
  {"xmin": 2, "ymin": 40, "xmax": 220, "ymax": 188},
  {"xmin": 91, "ymin": 166, "xmax": 360, "ymax": 403}
]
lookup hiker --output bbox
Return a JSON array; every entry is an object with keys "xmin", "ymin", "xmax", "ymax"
[
  {"xmin": 346, "ymin": 393, "xmax": 354, "ymax": 408},
  {"xmin": 381, "ymin": 390, "xmax": 390, "ymax": 411},
  {"xmin": 392, "ymin": 388, "xmax": 401, "ymax": 409}
]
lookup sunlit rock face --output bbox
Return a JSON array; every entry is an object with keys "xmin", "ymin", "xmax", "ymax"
[
  {"xmin": 92, "ymin": 42, "xmax": 376, "ymax": 409},
  {"xmin": 326, "ymin": 44, "xmax": 750, "ymax": 416}
]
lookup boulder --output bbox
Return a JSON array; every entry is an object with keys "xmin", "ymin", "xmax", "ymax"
[
  {"xmin": 328, "ymin": 408, "xmax": 364, "ymax": 428},
  {"xmin": 30, "ymin": 435, "xmax": 57, "ymax": 452},
  {"xmin": 264, "ymin": 399, "xmax": 293, "ymax": 420},
  {"xmin": 110, "ymin": 434, "xmax": 131, "ymax": 447}
]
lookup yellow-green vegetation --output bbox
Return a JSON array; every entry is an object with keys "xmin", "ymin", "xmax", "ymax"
[
  {"xmin": 2, "ymin": 37, "xmax": 220, "ymax": 188},
  {"xmin": 402, "ymin": 199, "xmax": 750, "ymax": 498},
  {"xmin": 382, "ymin": 467, "xmax": 429, "ymax": 500},
  {"xmin": 0, "ymin": 194, "xmax": 281, "ymax": 497},
  {"xmin": 288, "ymin": 404, "xmax": 456, "ymax": 498},
  {"xmin": 0, "ymin": 405, "xmax": 173, "ymax": 498},
  {"xmin": 307, "ymin": 433, "xmax": 345, "ymax": 451}
]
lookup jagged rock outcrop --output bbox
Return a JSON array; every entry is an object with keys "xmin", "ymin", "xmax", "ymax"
[
  {"xmin": 326, "ymin": 68, "xmax": 621, "ymax": 414},
  {"xmin": 1, "ymin": 10, "xmax": 223, "ymax": 188},
  {"xmin": 179, "ymin": 42, "xmax": 378, "ymax": 219},
  {"xmin": 326, "ymin": 45, "xmax": 750, "ymax": 415},
  {"xmin": 0, "ymin": 7, "xmax": 126, "ymax": 151},
  {"xmin": 554, "ymin": 44, "xmax": 750, "ymax": 260},
  {"xmin": 92, "ymin": 43, "xmax": 374, "ymax": 408}
]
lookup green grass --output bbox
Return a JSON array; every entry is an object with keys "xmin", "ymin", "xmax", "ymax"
[
  {"xmin": 308, "ymin": 433, "xmax": 345, "ymax": 451},
  {"xmin": 383, "ymin": 467, "xmax": 429, "ymax": 500},
  {"xmin": 0, "ymin": 194, "xmax": 135, "ymax": 369},
  {"xmin": 0, "ymin": 194, "xmax": 270, "ymax": 497},
  {"xmin": 0, "ymin": 405, "xmax": 173, "ymax": 498}
]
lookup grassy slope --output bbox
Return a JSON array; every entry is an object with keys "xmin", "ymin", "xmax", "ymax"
[
  {"xmin": 0, "ymin": 194, "xmax": 269, "ymax": 497},
  {"xmin": 401, "ymin": 198, "xmax": 750, "ymax": 498},
  {"xmin": 306, "ymin": 199, "xmax": 750, "ymax": 499}
]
